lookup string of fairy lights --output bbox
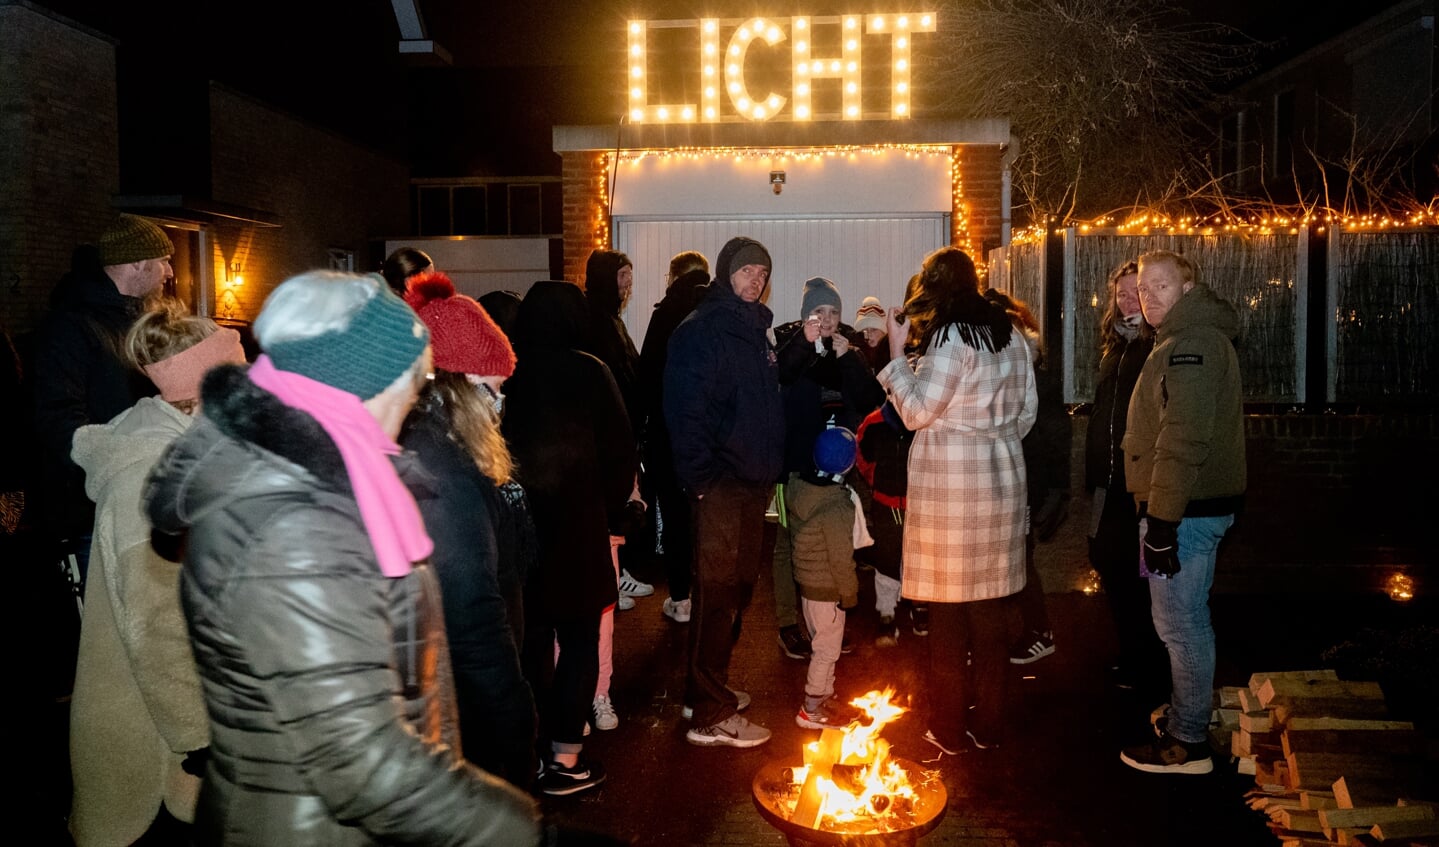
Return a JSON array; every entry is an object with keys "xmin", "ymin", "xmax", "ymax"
[
  {"xmin": 1013, "ymin": 208, "xmax": 1439, "ymax": 243},
  {"xmin": 587, "ymin": 144, "xmax": 974, "ymax": 258}
]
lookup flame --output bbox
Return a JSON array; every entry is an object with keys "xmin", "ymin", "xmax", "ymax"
[{"xmin": 786, "ymin": 688, "xmax": 924, "ymax": 831}]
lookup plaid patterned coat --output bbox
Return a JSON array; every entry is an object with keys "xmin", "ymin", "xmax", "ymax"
[{"xmin": 877, "ymin": 329, "xmax": 1037, "ymax": 603}]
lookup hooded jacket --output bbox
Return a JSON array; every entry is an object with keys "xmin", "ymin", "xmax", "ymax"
[
  {"xmin": 69, "ymin": 397, "xmax": 206, "ymax": 847},
  {"xmin": 503, "ymin": 281, "xmax": 634, "ymax": 620},
  {"xmin": 143, "ymin": 365, "xmax": 540, "ymax": 847},
  {"xmin": 584, "ymin": 252, "xmax": 642, "ymax": 429},
  {"xmin": 1123, "ymin": 283, "xmax": 1247, "ymax": 522},
  {"xmin": 663, "ymin": 239, "xmax": 784, "ymax": 494},
  {"xmin": 32, "ymin": 247, "xmax": 155, "ymax": 539},
  {"xmin": 638, "ymin": 267, "xmax": 709, "ymax": 473}
]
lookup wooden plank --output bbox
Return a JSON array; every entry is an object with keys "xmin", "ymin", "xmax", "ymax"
[
  {"xmin": 1259, "ymin": 678, "xmax": 1386, "ymax": 709},
  {"xmin": 1283, "ymin": 728, "xmax": 1422, "ymax": 758},
  {"xmin": 1302, "ymin": 791, "xmax": 1338, "ymax": 810},
  {"xmin": 1239, "ymin": 687, "xmax": 1265, "ymax": 714},
  {"xmin": 1319, "ymin": 805, "xmax": 1436, "ymax": 830},
  {"xmin": 1242, "ymin": 711, "xmax": 1276, "ymax": 733},
  {"xmin": 1217, "ymin": 686, "xmax": 1245, "ymax": 709},
  {"xmin": 1275, "ymin": 699, "xmax": 1393, "ymax": 724},
  {"xmin": 1288, "ymin": 718, "xmax": 1415, "ymax": 732},
  {"xmin": 1371, "ymin": 818, "xmax": 1439, "ymax": 839},
  {"xmin": 1278, "ymin": 808, "xmax": 1326, "ymax": 833},
  {"xmin": 1251, "ymin": 669, "xmax": 1340, "ymax": 697},
  {"xmin": 792, "ymin": 728, "xmax": 845, "ymax": 828},
  {"xmin": 1334, "ymin": 776, "xmax": 1413, "ymax": 809},
  {"xmin": 1288, "ymin": 753, "xmax": 1416, "ymax": 791}
]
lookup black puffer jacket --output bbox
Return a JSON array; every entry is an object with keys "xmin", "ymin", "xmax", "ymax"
[
  {"xmin": 1084, "ymin": 332, "xmax": 1153, "ymax": 492},
  {"xmin": 144, "ymin": 364, "xmax": 540, "ymax": 847}
]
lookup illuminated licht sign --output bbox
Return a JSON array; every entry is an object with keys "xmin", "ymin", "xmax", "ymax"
[{"xmin": 627, "ymin": 13, "xmax": 936, "ymax": 124}]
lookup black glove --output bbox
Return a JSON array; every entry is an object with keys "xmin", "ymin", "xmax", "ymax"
[
  {"xmin": 543, "ymin": 823, "xmax": 633, "ymax": 847},
  {"xmin": 610, "ymin": 499, "xmax": 648, "ymax": 537},
  {"xmin": 1033, "ymin": 488, "xmax": 1070, "ymax": 541},
  {"xmin": 181, "ymin": 747, "xmax": 210, "ymax": 777},
  {"xmin": 1143, "ymin": 517, "xmax": 1181, "ymax": 578}
]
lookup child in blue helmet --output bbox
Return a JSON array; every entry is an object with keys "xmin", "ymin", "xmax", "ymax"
[{"xmin": 789, "ymin": 426, "xmax": 868, "ymax": 729}]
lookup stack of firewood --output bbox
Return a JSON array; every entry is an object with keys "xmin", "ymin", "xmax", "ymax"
[{"xmin": 1222, "ymin": 669, "xmax": 1437, "ymax": 846}]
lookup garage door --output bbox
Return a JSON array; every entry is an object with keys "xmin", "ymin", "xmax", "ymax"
[{"xmin": 615, "ymin": 213, "xmax": 949, "ymax": 349}]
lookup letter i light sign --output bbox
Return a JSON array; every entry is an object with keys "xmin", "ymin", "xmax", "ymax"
[{"xmin": 626, "ymin": 13, "xmax": 936, "ymax": 123}]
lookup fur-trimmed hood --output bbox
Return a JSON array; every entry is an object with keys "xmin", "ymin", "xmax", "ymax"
[{"xmin": 145, "ymin": 363, "xmax": 433, "ymax": 536}]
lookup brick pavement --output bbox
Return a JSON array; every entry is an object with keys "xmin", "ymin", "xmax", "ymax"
[{"xmin": 538, "ymin": 520, "xmax": 1403, "ymax": 847}]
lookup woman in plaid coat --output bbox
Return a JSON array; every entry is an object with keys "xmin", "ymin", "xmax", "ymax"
[{"xmin": 876, "ymin": 247, "xmax": 1036, "ymax": 753}]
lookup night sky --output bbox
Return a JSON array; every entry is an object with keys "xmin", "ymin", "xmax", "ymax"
[{"xmin": 33, "ymin": 0, "xmax": 1414, "ymax": 177}]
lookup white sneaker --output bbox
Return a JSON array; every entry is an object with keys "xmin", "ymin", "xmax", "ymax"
[
  {"xmin": 662, "ymin": 597, "xmax": 692, "ymax": 623},
  {"xmin": 616, "ymin": 593, "xmax": 635, "ymax": 611},
  {"xmin": 592, "ymin": 694, "xmax": 619, "ymax": 731},
  {"xmin": 618, "ymin": 569, "xmax": 654, "ymax": 597}
]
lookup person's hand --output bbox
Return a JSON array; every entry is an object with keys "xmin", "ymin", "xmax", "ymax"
[
  {"xmin": 802, "ymin": 315, "xmax": 821, "ymax": 343},
  {"xmin": 181, "ymin": 747, "xmax": 210, "ymax": 777},
  {"xmin": 831, "ymin": 334, "xmax": 850, "ymax": 358},
  {"xmin": 1143, "ymin": 517, "xmax": 1181, "ymax": 577},
  {"xmin": 886, "ymin": 307, "xmax": 907, "ymax": 361}
]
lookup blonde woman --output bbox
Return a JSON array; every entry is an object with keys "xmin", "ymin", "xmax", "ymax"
[{"xmin": 69, "ymin": 300, "xmax": 245, "ymax": 846}]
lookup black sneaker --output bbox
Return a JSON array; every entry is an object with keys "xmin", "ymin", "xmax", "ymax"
[
  {"xmin": 875, "ymin": 616, "xmax": 899, "ymax": 648},
  {"xmin": 796, "ymin": 696, "xmax": 861, "ymax": 730},
  {"xmin": 1009, "ymin": 630, "xmax": 1056, "ymax": 665},
  {"xmin": 778, "ymin": 624, "xmax": 812, "ymax": 659},
  {"xmin": 1120, "ymin": 732, "xmax": 1213, "ymax": 775},
  {"xmin": 839, "ymin": 630, "xmax": 855, "ymax": 655},
  {"xmin": 910, "ymin": 605, "xmax": 930, "ymax": 637},
  {"xmin": 538, "ymin": 758, "xmax": 607, "ymax": 796}
]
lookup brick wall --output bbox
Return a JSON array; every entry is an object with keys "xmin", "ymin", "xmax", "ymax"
[
  {"xmin": 560, "ymin": 151, "xmax": 608, "ymax": 285},
  {"xmin": 956, "ymin": 144, "xmax": 1003, "ymax": 261},
  {"xmin": 207, "ymin": 85, "xmax": 410, "ymax": 320},
  {"xmin": 0, "ymin": 3, "xmax": 119, "ymax": 335}
]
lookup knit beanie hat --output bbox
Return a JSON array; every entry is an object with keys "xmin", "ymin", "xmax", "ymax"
[
  {"xmin": 854, "ymin": 296, "xmax": 885, "ymax": 333},
  {"xmin": 265, "ymin": 277, "xmax": 430, "ymax": 400},
  {"xmin": 405, "ymin": 271, "xmax": 516, "ymax": 378},
  {"xmin": 800, "ymin": 276, "xmax": 842, "ymax": 319},
  {"xmin": 98, "ymin": 214, "xmax": 175, "ymax": 266},
  {"xmin": 718, "ymin": 237, "xmax": 772, "ymax": 281}
]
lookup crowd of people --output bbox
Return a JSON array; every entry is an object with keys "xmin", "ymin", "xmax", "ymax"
[{"xmin": 18, "ymin": 215, "xmax": 1246, "ymax": 845}]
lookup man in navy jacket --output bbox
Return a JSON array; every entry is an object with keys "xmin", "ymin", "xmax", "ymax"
[{"xmin": 664, "ymin": 236, "xmax": 784, "ymax": 749}]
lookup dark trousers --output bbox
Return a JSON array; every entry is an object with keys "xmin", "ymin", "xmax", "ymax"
[
  {"xmin": 686, "ymin": 478, "xmax": 770, "ymax": 727},
  {"xmin": 522, "ymin": 607, "xmax": 601, "ymax": 753},
  {"xmin": 653, "ymin": 468, "xmax": 693, "ymax": 601},
  {"xmin": 1090, "ymin": 487, "xmax": 1167, "ymax": 688},
  {"xmin": 1013, "ymin": 532, "xmax": 1051, "ymax": 634},
  {"xmin": 927, "ymin": 596, "xmax": 1009, "ymax": 743},
  {"xmin": 454, "ymin": 655, "xmax": 539, "ymax": 791}
]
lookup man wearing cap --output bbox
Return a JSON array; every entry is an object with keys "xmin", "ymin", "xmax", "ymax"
[
  {"xmin": 770, "ymin": 277, "xmax": 884, "ymax": 661},
  {"xmin": 664, "ymin": 236, "xmax": 784, "ymax": 748},
  {"xmin": 32, "ymin": 214, "xmax": 175, "ymax": 570}
]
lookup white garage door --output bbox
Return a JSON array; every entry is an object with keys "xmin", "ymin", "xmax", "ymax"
[{"xmin": 615, "ymin": 214, "xmax": 949, "ymax": 350}]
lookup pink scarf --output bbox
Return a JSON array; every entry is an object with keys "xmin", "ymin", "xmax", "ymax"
[{"xmin": 248, "ymin": 355, "xmax": 431, "ymax": 577}]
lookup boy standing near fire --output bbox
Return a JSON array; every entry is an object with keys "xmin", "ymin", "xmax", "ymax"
[{"xmin": 789, "ymin": 426, "xmax": 868, "ymax": 729}]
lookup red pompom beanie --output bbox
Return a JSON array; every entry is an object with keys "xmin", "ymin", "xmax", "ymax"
[{"xmin": 404, "ymin": 271, "xmax": 517, "ymax": 377}]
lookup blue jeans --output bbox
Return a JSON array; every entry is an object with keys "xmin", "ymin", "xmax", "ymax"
[{"xmin": 1149, "ymin": 515, "xmax": 1234, "ymax": 743}]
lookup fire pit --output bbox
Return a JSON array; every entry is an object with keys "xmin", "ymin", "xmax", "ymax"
[{"xmin": 751, "ymin": 690, "xmax": 948, "ymax": 846}]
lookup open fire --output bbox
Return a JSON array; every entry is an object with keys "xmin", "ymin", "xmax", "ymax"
[{"xmin": 752, "ymin": 688, "xmax": 948, "ymax": 843}]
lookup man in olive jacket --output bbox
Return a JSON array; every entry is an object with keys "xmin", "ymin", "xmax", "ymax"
[{"xmin": 1119, "ymin": 250, "xmax": 1245, "ymax": 776}]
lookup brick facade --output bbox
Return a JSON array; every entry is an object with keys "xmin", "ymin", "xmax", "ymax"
[
  {"xmin": 207, "ymin": 86, "xmax": 411, "ymax": 321},
  {"xmin": 0, "ymin": 3, "xmax": 119, "ymax": 334},
  {"xmin": 560, "ymin": 151, "xmax": 609, "ymax": 285},
  {"xmin": 957, "ymin": 144, "xmax": 1004, "ymax": 260}
]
